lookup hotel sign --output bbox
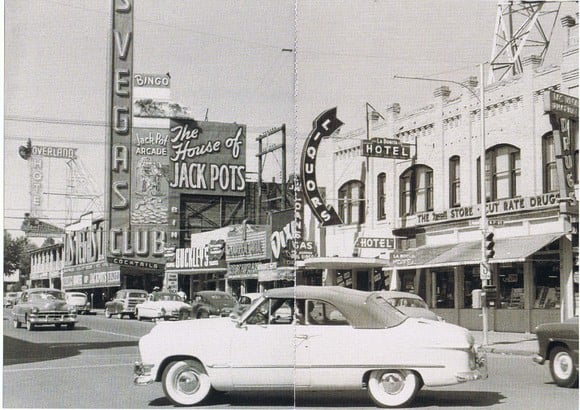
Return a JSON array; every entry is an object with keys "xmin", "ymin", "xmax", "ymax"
[
  {"xmin": 355, "ymin": 237, "xmax": 395, "ymax": 249},
  {"xmin": 361, "ymin": 139, "xmax": 412, "ymax": 159}
]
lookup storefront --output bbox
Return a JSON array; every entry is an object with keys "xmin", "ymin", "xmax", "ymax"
[
  {"xmin": 225, "ymin": 223, "xmax": 270, "ymax": 296},
  {"xmin": 388, "ymin": 232, "xmax": 577, "ymax": 333},
  {"xmin": 165, "ymin": 228, "xmax": 228, "ymax": 300}
]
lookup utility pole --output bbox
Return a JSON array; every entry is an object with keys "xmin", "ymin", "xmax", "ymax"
[
  {"xmin": 256, "ymin": 124, "xmax": 287, "ymax": 224},
  {"xmin": 394, "ymin": 62, "xmax": 491, "ymax": 344}
]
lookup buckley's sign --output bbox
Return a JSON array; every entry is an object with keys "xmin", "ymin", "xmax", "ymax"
[{"xmin": 300, "ymin": 108, "xmax": 344, "ymax": 226}]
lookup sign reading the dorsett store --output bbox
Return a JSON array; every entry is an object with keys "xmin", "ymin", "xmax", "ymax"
[{"xmin": 414, "ymin": 192, "xmax": 561, "ymax": 226}]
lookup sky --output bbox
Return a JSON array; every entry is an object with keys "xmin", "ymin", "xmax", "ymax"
[{"xmin": 3, "ymin": 0, "xmax": 577, "ymax": 237}]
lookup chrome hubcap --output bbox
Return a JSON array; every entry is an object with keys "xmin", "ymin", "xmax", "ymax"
[
  {"xmin": 380, "ymin": 372, "xmax": 405, "ymax": 395},
  {"xmin": 177, "ymin": 369, "xmax": 200, "ymax": 395},
  {"xmin": 555, "ymin": 353, "xmax": 573, "ymax": 378}
]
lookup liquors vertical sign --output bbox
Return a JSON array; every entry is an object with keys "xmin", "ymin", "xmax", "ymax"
[{"xmin": 107, "ymin": 0, "xmax": 165, "ymax": 269}]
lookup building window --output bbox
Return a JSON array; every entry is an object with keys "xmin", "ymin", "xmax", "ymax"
[
  {"xmin": 449, "ymin": 156, "xmax": 460, "ymax": 207},
  {"xmin": 534, "ymin": 258, "xmax": 560, "ymax": 309},
  {"xmin": 377, "ymin": 173, "xmax": 386, "ymax": 220},
  {"xmin": 399, "ymin": 165, "xmax": 433, "ymax": 216},
  {"xmin": 434, "ymin": 270, "xmax": 454, "ymax": 308},
  {"xmin": 338, "ymin": 180, "xmax": 365, "ymax": 224},
  {"xmin": 477, "ymin": 144, "xmax": 521, "ymax": 202},
  {"xmin": 497, "ymin": 263, "xmax": 524, "ymax": 309},
  {"xmin": 463, "ymin": 266, "xmax": 482, "ymax": 308},
  {"xmin": 542, "ymin": 133, "xmax": 558, "ymax": 193}
]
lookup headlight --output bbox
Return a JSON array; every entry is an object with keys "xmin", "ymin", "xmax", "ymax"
[{"xmin": 31, "ymin": 307, "xmax": 39, "ymax": 314}]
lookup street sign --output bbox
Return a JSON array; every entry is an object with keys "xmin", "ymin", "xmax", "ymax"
[
  {"xmin": 488, "ymin": 219, "xmax": 504, "ymax": 226},
  {"xmin": 480, "ymin": 262, "xmax": 491, "ymax": 280}
]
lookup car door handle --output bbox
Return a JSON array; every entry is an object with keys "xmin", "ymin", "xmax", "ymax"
[{"xmin": 295, "ymin": 334, "xmax": 309, "ymax": 340}]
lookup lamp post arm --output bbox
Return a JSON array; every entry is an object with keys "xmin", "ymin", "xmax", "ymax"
[{"xmin": 393, "ymin": 75, "xmax": 480, "ymax": 101}]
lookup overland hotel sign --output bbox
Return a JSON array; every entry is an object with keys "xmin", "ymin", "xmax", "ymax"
[{"xmin": 107, "ymin": 0, "xmax": 165, "ymax": 269}]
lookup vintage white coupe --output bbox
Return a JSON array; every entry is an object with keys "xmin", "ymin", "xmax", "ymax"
[
  {"xmin": 134, "ymin": 286, "xmax": 487, "ymax": 408},
  {"xmin": 134, "ymin": 291, "xmax": 192, "ymax": 321}
]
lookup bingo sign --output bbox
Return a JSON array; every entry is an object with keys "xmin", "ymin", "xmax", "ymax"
[{"xmin": 168, "ymin": 119, "xmax": 246, "ymax": 196}]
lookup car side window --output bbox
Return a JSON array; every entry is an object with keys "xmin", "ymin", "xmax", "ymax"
[
  {"xmin": 245, "ymin": 298, "xmax": 294, "ymax": 325},
  {"xmin": 302, "ymin": 300, "xmax": 349, "ymax": 326}
]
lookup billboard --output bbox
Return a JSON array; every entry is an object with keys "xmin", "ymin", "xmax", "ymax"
[{"xmin": 168, "ymin": 119, "xmax": 246, "ymax": 196}]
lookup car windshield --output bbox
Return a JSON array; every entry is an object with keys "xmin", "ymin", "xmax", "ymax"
[
  {"xmin": 68, "ymin": 293, "xmax": 86, "ymax": 298},
  {"xmin": 30, "ymin": 291, "xmax": 65, "ymax": 302},
  {"xmin": 129, "ymin": 292, "xmax": 147, "ymax": 298},
  {"xmin": 388, "ymin": 297, "xmax": 428, "ymax": 309},
  {"xmin": 153, "ymin": 293, "xmax": 181, "ymax": 302},
  {"xmin": 209, "ymin": 293, "xmax": 234, "ymax": 301}
]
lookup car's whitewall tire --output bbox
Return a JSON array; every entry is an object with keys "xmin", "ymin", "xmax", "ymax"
[
  {"xmin": 367, "ymin": 369, "xmax": 419, "ymax": 408},
  {"xmin": 162, "ymin": 360, "xmax": 212, "ymax": 406},
  {"xmin": 550, "ymin": 346, "xmax": 578, "ymax": 388}
]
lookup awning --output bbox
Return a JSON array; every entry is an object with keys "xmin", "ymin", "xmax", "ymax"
[
  {"xmin": 389, "ymin": 233, "xmax": 563, "ymax": 270},
  {"xmin": 300, "ymin": 256, "xmax": 391, "ymax": 270}
]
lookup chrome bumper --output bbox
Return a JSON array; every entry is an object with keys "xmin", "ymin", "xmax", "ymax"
[
  {"xmin": 532, "ymin": 354, "xmax": 545, "ymax": 365},
  {"xmin": 133, "ymin": 361, "xmax": 155, "ymax": 386},
  {"xmin": 456, "ymin": 349, "xmax": 488, "ymax": 382}
]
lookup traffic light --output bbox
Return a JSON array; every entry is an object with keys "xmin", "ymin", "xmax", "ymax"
[{"xmin": 485, "ymin": 232, "xmax": 495, "ymax": 259}]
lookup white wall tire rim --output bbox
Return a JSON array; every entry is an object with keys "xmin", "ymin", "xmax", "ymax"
[
  {"xmin": 368, "ymin": 370, "xmax": 418, "ymax": 408},
  {"xmin": 553, "ymin": 351, "xmax": 573, "ymax": 380},
  {"xmin": 163, "ymin": 360, "xmax": 211, "ymax": 406}
]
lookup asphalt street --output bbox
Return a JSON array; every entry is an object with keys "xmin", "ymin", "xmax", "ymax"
[{"xmin": 2, "ymin": 310, "xmax": 578, "ymax": 409}]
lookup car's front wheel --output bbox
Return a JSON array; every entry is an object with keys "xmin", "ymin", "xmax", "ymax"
[
  {"xmin": 550, "ymin": 346, "xmax": 578, "ymax": 388},
  {"xmin": 26, "ymin": 318, "xmax": 35, "ymax": 331},
  {"xmin": 105, "ymin": 309, "xmax": 112, "ymax": 319},
  {"xmin": 162, "ymin": 360, "xmax": 212, "ymax": 406},
  {"xmin": 367, "ymin": 369, "xmax": 420, "ymax": 408}
]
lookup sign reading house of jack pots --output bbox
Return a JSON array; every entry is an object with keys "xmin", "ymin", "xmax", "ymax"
[
  {"xmin": 106, "ymin": 0, "xmax": 166, "ymax": 270},
  {"xmin": 165, "ymin": 119, "xmax": 246, "ymax": 252},
  {"xmin": 300, "ymin": 108, "xmax": 344, "ymax": 226}
]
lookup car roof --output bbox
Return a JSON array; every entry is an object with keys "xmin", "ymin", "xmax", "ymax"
[
  {"xmin": 27, "ymin": 288, "xmax": 63, "ymax": 293},
  {"xmin": 378, "ymin": 290, "xmax": 425, "ymax": 300},
  {"xmin": 264, "ymin": 286, "xmax": 406, "ymax": 329}
]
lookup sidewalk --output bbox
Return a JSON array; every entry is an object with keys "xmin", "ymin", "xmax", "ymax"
[{"xmin": 471, "ymin": 330, "xmax": 538, "ymax": 356}]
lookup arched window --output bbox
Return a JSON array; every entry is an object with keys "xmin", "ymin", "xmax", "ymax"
[
  {"xmin": 399, "ymin": 165, "xmax": 433, "ymax": 216},
  {"xmin": 477, "ymin": 144, "xmax": 520, "ymax": 202},
  {"xmin": 449, "ymin": 156, "xmax": 460, "ymax": 207},
  {"xmin": 377, "ymin": 173, "xmax": 386, "ymax": 220},
  {"xmin": 338, "ymin": 180, "xmax": 365, "ymax": 224},
  {"xmin": 542, "ymin": 133, "xmax": 558, "ymax": 193}
]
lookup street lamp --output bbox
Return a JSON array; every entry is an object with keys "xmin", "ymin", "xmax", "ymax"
[{"xmin": 394, "ymin": 63, "xmax": 491, "ymax": 345}]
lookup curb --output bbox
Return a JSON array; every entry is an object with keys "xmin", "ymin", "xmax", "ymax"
[{"xmin": 480, "ymin": 347, "xmax": 535, "ymax": 357}]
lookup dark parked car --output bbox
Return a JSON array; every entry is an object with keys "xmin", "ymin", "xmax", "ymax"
[
  {"xmin": 533, "ymin": 316, "xmax": 578, "ymax": 387},
  {"xmin": 105, "ymin": 289, "xmax": 148, "ymax": 319},
  {"xmin": 191, "ymin": 290, "xmax": 236, "ymax": 318},
  {"xmin": 12, "ymin": 288, "xmax": 77, "ymax": 331}
]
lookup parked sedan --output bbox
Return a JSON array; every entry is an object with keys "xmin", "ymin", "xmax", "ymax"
[
  {"xmin": 379, "ymin": 290, "xmax": 444, "ymax": 321},
  {"xmin": 190, "ymin": 290, "xmax": 237, "ymax": 319},
  {"xmin": 4, "ymin": 292, "xmax": 20, "ymax": 308},
  {"xmin": 12, "ymin": 288, "xmax": 77, "ymax": 331},
  {"xmin": 533, "ymin": 316, "xmax": 578, "ymax": 387},
  {"xmin": 105, "ymin": 289, "xmax": 148, "ymax": 319},
  {"xmin": 135, "ymin": 292, "xmax": 192, "ymax": 321},
  {"xmin": 65, "ymin": 292, "xmax": 92, "ymax": 315},
  {"xmin": 134, "ymin": 286, "xmax": 487, "ymax": 407}
]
